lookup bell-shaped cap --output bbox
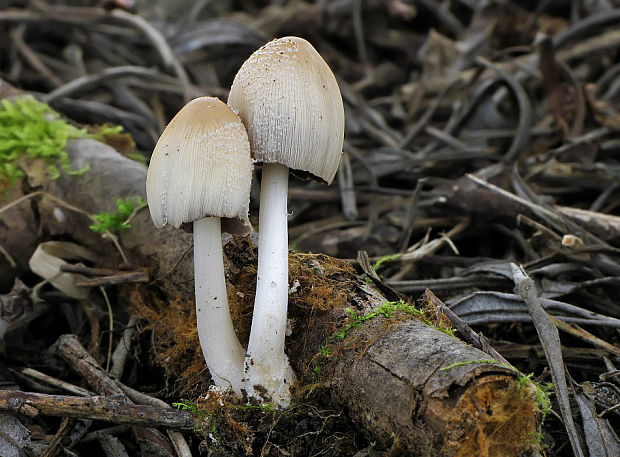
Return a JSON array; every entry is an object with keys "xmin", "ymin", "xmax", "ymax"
[
  {"xmin": 146, "ymin": 97, "xmax": 253, "ymax": 229},
  {"xmin": 228, "ymin": 36, "xmax": 344, "ymax": 184}
]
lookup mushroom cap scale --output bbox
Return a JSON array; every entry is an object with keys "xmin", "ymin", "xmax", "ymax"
[
  {"xmin": 146, "ymin": 97, "xmax": 253, "ymax": 228},
  {"xmin": 228, "ymin": 36, "xmax": 344, "ymax": 184}
]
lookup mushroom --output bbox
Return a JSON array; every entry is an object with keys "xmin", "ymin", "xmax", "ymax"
[
  {"xmin": 228, "ymin": 36, "xmax": 345, "ymax": 407},
  {"xmin": 145, "ymin": 97, "xmax": 253, "ymax": 395}
]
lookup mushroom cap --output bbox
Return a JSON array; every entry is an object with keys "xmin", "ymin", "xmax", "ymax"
[
  {"xmin": 146, "ymin": 97, "xmax": 253, "ymax": 229},
  {"xmin": 228, "ymin": 36, "xmax": 344, "ymax": 184}
]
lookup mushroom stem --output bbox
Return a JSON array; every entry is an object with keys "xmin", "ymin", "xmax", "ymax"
[
  {"xmin": 245, "ymin": 163, "xmax": 295, "ymax": 406},
  {"xmin": 194, "ymin": 216, "xmax": 245, "ymax": 395}
]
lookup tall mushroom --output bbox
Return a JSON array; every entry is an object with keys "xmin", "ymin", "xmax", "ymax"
[
  {"xmin": 146, "ymin": 97, "xmax": 253, "ymax": 395},
  {"xmin": 228, "ymin": 36, "xmax": 345, "ymax": 407}
]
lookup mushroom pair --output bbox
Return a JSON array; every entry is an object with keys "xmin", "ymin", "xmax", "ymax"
[{"xmin": 146, "ymin": 37, "xmax": 344, "ymax": 408}]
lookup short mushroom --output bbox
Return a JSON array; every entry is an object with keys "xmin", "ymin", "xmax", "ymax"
[
  {"xmin": 228, "ymin": 36, "xmax": 345, "ymax": 407},
  {"xmin": 145, "ymin": 96, "xmax": 253, "ymax": 395}
]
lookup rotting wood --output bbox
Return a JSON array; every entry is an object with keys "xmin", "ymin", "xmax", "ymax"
[{"xmin": 316, "ymin": 314, "xmax": 537, "ymax": 456}]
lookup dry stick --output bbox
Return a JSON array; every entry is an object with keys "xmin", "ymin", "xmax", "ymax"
[
  {"xmin": 448, "ymin": 167, "xmax": 620, "ymax": 242},
  {"xmin": 468, "ymin": 173, "xmax": 605, "ymax": 247},
  {"xmin": 22, "ymin": 348, "xmax": 189, "ymax": 457},
  {"xmin": 352, "ymin": 0, "xmax": 369, "ymax": 68},
  {"xmin": 43, "ymin": 66, "xmax": 160, "ymax": 104},
  {"xmin": 109, "ymin": 9, "xmax": 191, "ymax": 102},
  {"xmin": 589, "ymin": 181, "xmax": 619, "ymax": 213},
  {"xmin": 398, "ymin": 178, "xmax": 425, "ymax": 253},
  {"xmin": 398, "ymin": 219, "xmax": 468, "ymax": 262},
  {"xmin": 391, "ymin": 219, "xmax": 467, "ymax": 282},
  {"xmin": 18, "ymin": 368, "xmax": 93, "ymax": 397},
  {"xmin": 0, "ymin": 244, "xmax": 17, "ymax": 267},
  {"xmin": 337, "ymin": 151, "xmax": 358, "ymax": 221},
  {"xmin": 548, "ymin": 316, "xmax": 620, "ymax": 358},
  {"xmin": 0, "ymin": 391, "xmax": 196, "ymax": 429},
  {"xmin": 400, "ymin": 81, "xmax": 461, "ymax": 149},
  {"xmin": 510, "ymin": 167, "xmax": 607, "ymax": 247},
  {"xmin": 475, "ymin": 56, "xmax": 532, "ymax": 163},
  {"xmin": 54, "ymin": 334, "xmax": 193, "ymax": 456},
  {"xmin": 74, "ymin": 271, "xmax": 149, "ymax": 287},
  {"xmin": 390, "ymin": 230, "xmax": 430, "ymax": 281},
  {"xmin": 424, "ymin": 126, "xmax": 469, "ymax": 151},
  {"xmin": 55, "ymin": 335, "xmax": 121, "ymax": 396},
  {"xmin": 117, "ymin": 384, "xmax": 193, "ymax": 457},
  {"xmin": 344, "ymin": 143, "xmax": 379, "ymax": 235},
  {"xmin": 422, "ymin": 290, "xmax": 511, "ymax": 365},
  {"xmin": 339, "ymin": 80, "xmax": 402, "ymax": 145},
  {"xmin": 110, "ymin": 315, "xmax": 138, "ymax": 380},
  {"xmin": 556, "ymin": 206, "xmax": 620, "ymax": 241},
  {"xmin": 289, "ymin": 198, "xmax": 405, "ymax": 243},
  {"xmin": 40, "ymin": 417, "xmax": 76, "ymax": 457},
  {"xmin": 10, "ymin": 23, "xmax": 64, "ymax": 87},
  {"xmin": 553, "ymin": 9, "xmax": 620, "ymax": 48},
  {"xmin": 414, "ymin": 70, "xmax": 490, "ymax": 160},
  {"xmin": 291, "ymin": 220, "xmax": 366, "ymax": 245},
  {"xmin": 99, "ymin": 287, "xmax": 115, "ymax": 373},
  {"xmin": 510, "ymin": 264, "xmax": 586, "ymax": 457},
  {"xmin": 60, "ymin": 264, "xmax": 141, "ymax": 277}
]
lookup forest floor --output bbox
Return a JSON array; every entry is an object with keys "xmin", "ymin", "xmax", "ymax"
[{"xmin": 0, "ymin": 1, "xmax": 619, "ymax": 456}]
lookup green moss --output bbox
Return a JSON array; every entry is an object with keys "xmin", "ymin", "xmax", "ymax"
[
  {"xmin": 379, "ymin": 299, "xmax": 456, "ymax": 337},
  {"xmin": 372, "ymin": 253, "xmax": 400, "ymax": 270},
  {"xmin": 517, "ymin": 373, "xmax": 553, "ymax": 449},
  {"xmin": 173, "ymin": 399, "xmax": 204, "ymax": 416},
  {"xmin": 0, "ymin": 95, "xmax": 124, "ymax": 189},
  {"xmin": 312, "ymin": 300, "xmax": 456, "ymax": 379},
  {"xmin": 89, "ymin": 196, "xmax": 146, "ymax": 234}
]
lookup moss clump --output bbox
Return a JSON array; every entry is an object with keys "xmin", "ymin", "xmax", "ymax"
[
  {"xmin": 517, "ymin": 373, "xmax": 553, "ymax": 450},
  {"xmin": 89, "ymin": 196, "xmax": 146, "ymax": 234},
  {"xmin": 310, "ymin": 299, "xmax": 456, "ymax": 383},
  {"xmin": 0, "ymin": 95, "xmax": 123, "ymax": 191}
]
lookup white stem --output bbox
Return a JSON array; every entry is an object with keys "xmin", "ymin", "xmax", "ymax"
[
  {"xmin": 245, "ymin": 163, "xmax": 295, "ymax": 406},
  {"xmin": 194, "ymin": 217, "xmax": 245, "ymax": 395}
]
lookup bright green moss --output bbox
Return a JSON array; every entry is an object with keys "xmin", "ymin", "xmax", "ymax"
[
  {"xmin": 89, "ymin": 196, "xmax": 145, "ymax": 234},
  {"xmin": 0, "ymin": 95, "xmax": 123, "ymax": 190}
]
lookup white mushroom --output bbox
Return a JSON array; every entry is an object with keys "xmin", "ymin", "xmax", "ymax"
[
  {"xmin": 146, "ymin": 97, "xmax": 253, "ymax": 395},
  {"xmin": 228, "ymin": 36, "xmax": 345, "ymax": 407}
]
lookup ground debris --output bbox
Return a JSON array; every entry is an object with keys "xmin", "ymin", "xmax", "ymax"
[{"xmin": 1, "ymin": 1, "xmax": 619, "ymax": 455}]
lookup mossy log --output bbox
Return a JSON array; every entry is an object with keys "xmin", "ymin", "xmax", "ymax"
[{"xmin": 2, "ymin": 137, "xmax": 539, "ymax": 456}]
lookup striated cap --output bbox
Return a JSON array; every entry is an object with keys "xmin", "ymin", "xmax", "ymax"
[
  {"xmin": 146, "ymin": 97, "xmax": 253, "ymax": 229},
  {"xmin": 228, "ymin": 36, "xmax": 344, "ymax": 184}
]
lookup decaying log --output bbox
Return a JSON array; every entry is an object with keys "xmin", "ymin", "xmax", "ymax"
[
  {"xmin": 315, "ymin": 314, "xmax": 536, "ymax": 456},
  {"xmin": 3, "ymin": 138, "xmax": 539, "ymax": 455}
]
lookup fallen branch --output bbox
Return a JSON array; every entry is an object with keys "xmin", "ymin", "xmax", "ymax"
[{"xmin": 0, "ymin": 390, "xmax": 196, "ymax": 429}]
